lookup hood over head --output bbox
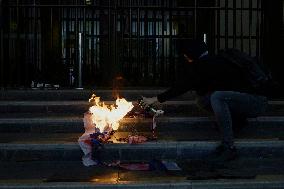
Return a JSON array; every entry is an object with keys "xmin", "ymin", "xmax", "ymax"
[{"xmin": 178, "ymin": 39, "xmax": 208, "ymax": 60}]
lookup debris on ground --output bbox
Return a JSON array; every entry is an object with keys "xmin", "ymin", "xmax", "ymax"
[
  {"xmin": 161, "ymin": 160, "xmax": 182, "ymax": 171},
  {"xmin": 119, "ymin": 163, "xmax": 150, "ymax": 171},
  {"xmin": 31, "ymin": 81, "xmax": 59, "ymax": 90},
  {"xmin": 128, "ymin": 135, "xmax": 148, "ymax": 144}
]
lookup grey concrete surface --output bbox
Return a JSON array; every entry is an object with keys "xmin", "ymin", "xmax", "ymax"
[
  {"xmin": 1, "ymin": 140, "xmax": 284, "ymax": 161},
  {"xmin": 1, "ymin": 159, "xmax": 284, "ymax": 188}
]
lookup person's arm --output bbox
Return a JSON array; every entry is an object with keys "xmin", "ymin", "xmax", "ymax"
[
  {"xmin": 157, "ymin": 82, "xmax": 192, "ymax": 103},
  {"xmin": 143, "ymin": 62, "xmax": 198, "ymax": 105},
  {"xmin": 141, "ymin": 80, "xmax": 195, "ymax": 107}
]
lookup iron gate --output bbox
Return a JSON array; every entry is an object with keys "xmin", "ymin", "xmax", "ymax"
[{"xmin": 0, "ymin": 0, "xmax": 264, "ymax": 88}]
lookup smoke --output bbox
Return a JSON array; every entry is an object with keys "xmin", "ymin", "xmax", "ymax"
[{"xmin": 112, "ymin": 76, "xmax": 125, "ymax": 99}]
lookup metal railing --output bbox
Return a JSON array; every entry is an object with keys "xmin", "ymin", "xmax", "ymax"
[{"xmin": 0, "ymin": 0, "xmax": 264, "ymax": 88}]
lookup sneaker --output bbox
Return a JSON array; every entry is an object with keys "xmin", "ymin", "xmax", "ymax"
[{"xmin": 209, "ymin": 144, "xmax": 238, "ymax": 162}]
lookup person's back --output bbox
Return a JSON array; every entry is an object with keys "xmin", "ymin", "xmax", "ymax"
[{"xmin": 192, "ymin": 54, "xmax": 253, "ymax": 96}]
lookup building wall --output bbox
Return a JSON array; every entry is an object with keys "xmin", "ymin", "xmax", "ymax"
[{"xmin": 0, "ymin": 0, "xmax": 282, "ymax": 87}]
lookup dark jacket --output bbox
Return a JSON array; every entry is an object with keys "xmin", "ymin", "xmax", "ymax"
[{"xmin": 157, "ymin": 54, "xmax": 256, "ymax": 103}]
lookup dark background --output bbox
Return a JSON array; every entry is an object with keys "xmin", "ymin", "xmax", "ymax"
[{"xmin": 0, "ymin": 0, "xmax": 283, "ymax": 89}]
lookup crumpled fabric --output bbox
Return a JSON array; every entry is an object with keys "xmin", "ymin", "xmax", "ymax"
[
  {"xmin": 78, "ymin": 112, "xmax": 98, "ymax": 166},
  {"xmin": 78, "ymin": 112, "xmax": 113, "ymax": 167},
  {"xmin": 128, "ymin": 135, "xmax": 148, "ymax": 144}
]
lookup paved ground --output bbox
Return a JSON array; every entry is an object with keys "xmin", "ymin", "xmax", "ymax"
[{"xmin": 1, "ymin": 158, "xmax": 284, "ymax": 183}]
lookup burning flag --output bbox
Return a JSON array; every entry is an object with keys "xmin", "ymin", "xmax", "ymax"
[
  {"xmin": 88, "ymin": 94, "xmax": 134, "ymax": 132},
  {"xmin": 78, "ymin": 94, "xmax": 134, "ymax": 166}
]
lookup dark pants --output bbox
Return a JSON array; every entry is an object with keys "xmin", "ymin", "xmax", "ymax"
[{"xmin": 197, "ymin": 91, "xmax": 268, "ymax": 147}]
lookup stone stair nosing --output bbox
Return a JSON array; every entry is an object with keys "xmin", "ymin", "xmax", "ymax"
[
  {"xmin": 1, "ymin": 140, "xmax": 284, "ymax": 161},
  {"xmin": 0, "ymin": 181, "xmax": 284, "ymax": 189}
]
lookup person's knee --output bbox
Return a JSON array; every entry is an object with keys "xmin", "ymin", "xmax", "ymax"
[{"xmin": 210, "ymin": 91, "xmax": 230, "ymax": 103}]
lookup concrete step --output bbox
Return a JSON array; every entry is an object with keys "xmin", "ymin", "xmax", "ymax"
[
  {"xmin": 1, "ymin": 116, "xmax": 284, "ymax": 137},
  {"xmin": 1, "ymin": 90, "xmax": 284, "ymax": 189},
  {"xmin": 0, "ymin": 101, "xmax": 204, "ymax": 116},
  {"xmin": 0, "ymin": 89, "xmax": 195, "ymax": 101},
  {"xmin": 1, "ymin": 180, "xmax": 284, "ymax": 189},
  {"xmin": 0, "ymin": 130, "xmax": 283, "ymax": 143},
  {"xmin": 0, "ymin": 100, "xmax": 284, "ymax": 116},
  {"xmin": 0, "ymin": 159, "xmax": 284, "ymax": 189},
  {"xmin": 1, "ymin": 89, "xmax": 283, "ymax": 101},
  {"xmin": 1, "ymin": 139, "xmax": 284, "ymax": 161}
]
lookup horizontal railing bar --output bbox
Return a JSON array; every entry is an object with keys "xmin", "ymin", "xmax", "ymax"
[{"xmin": 3, "ymin": 5, "xmax": 261, "ymax": 11}]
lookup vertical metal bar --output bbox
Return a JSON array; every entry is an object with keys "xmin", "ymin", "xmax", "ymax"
[
  {"xmin": 240, "ymin": 0, "xmax": 244, "ymax": 51},
  {"xmin": 90, "ymin": 8, "xmax": 94, "ymax": 76},
  {"xmin": 0, "ymin": 28, "xmax": 2, "ymax": 86},
  {"xmin": 233, "ymin": 0, "xmax": 236, "ymax": 48},
  {"xmin": 78, "ymin": 32, "xmax": 82, "ymax": 88},
  {"xmin": 33, "ymin": 0, "xmax": 37, "ymax": 78},
  {"xmin": 203, "ymin": 33, "xmax": 207, "ymax": 44},
  {"xmin": 216, "ymin": 0, "xmax": 220, "ymax": 51},
  {"xmin": 145, "ymin": 2, "xmax": 152, "ymax": 82},
  {"xmin": 66, "ymin": 8, "xmax": 70, "ymax": 69},
  {"xmin": 115, "ymin": 0, "xmax": 118, "ymax": 73},
  {"xmin": 24, "ymin": 6, "xmax": 28, "ymax": 86},
  {"xmin": 60, "ymin": 3, "xmax": 64, "ymax": 80},
  {"xmin": 129, "ymin": 0, "xmax": 132, "ymax": 76},
  {"xmin": 249, "ymin": 0, "xmax": 252, "ymax": 55},
  {"xmin": 256, "ymin": 0, "xmax": 260, "ymax": 58},
  {"xmin": 160, "ymin": 1, "xmax": 165, "ymax": 85},
  {"xmin": 0, "ymin": 0, "xmax": 4, "ymax": 87},
  {"xmin": 137, "ymin": 7, "xmax": 141, "ymax": 78},
  {"xmin": 169, "ymin": 0, "xmax": 173, "ymax": 82},
  {"xmin": 106, "ymin": 0, "xmax": 112, "ymax": 84},
  {"xmin": 160, "ymin": 0, "xmax": 165, "ymax": 84},
  {"xmin": 96, "ymin": 9, "xmax": 99, "ymax": 73},
  {"xmin": 194, "ymin": 0, "xmax": 197, "ymax": 38},
  {"xmin": 153, "ymin": 8, "xmax": 158, "ymax": 82},
  {"xmin": 260, "ymin": 0, "xmax": 265, "ymax": 62},
  {"xmin": 225, "ymin": 0, "xmax": 228, "ymax": 49},
  {"xmin": 120, "ymin": 1, "xmax": 124, "ymax": 75},
  {"xmin": 16, "ymin": 0, "xmax": 20, "ymax": 86},
  {"xmin": 153, "ymin": 4, "xmax": 158, "ymax": 81},
  {"xmin": 7, "ymin": 6, "xmax": 12, "ymax": 87},
  {"xmin": 37, "ymin": 6, "xmax": 40, "ymax": 72},
  {"xmin": 28, "ymin": 7, "xmax": 32, "ymax": 85},
  {"xmin": 75, "ymin": 0, "xmax": 79, "ymax": 87},
  {"xmin": 51, "ymin": 7, "xmax": 53, "ymax": 48},
  {"xmin": 83, "ymin": 4, "xmax": 86, "ymax": 84},
  {"xmin": 108, "ymin": 0, "xmax": 111, "ymax": 69}
]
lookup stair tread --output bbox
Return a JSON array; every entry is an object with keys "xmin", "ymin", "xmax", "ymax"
[
  {"xmin": 0, "ymin": 159, "xmax": 284, "ymax": 187},
  {"xmin": 1, "ymin": 115, "xmax": 284, "ymax": 120},
  {"xmin": 0, "ymin": 132, "xmax": 283, "ymax": 145}
]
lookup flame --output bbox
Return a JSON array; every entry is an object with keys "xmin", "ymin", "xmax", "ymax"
[{"xmin": 88, "ymin": 94, "xmax": 134, "ymax": 132}]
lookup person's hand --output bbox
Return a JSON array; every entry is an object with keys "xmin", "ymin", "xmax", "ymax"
[{"xmin": 140, "ymin": 96, "xmax": 160, "ymax": 108}]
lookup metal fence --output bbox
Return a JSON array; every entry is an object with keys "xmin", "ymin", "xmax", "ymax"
[{"xmin": 0, "ymin": 0, "xmax": 264, "ymax": 88}]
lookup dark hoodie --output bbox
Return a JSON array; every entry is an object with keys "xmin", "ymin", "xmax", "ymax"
[{"xmin": 157, "ymin": 40, "xmax": 254, "ymax": 103}]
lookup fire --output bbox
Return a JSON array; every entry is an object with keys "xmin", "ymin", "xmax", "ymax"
[{"xmin": 88, "ymin": 94, "xmax": 134, "ymax": 132}]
